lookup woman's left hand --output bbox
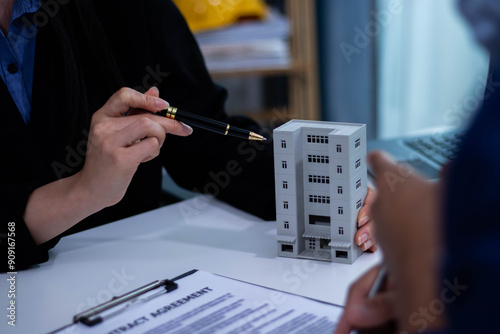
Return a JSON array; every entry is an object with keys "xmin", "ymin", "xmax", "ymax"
[{"xmin": 355, "ymin": 186, "xmax": 378, "ymax": 252}]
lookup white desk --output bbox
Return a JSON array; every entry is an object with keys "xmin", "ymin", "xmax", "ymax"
[{"xmin": 0, "ymin": 197, "xmax": 380, "ymax": 334}]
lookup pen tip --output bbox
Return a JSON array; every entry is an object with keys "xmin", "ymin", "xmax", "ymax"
[{"xmin": 249, "ymin": 132, "xmax": 267, "ymax": 141}]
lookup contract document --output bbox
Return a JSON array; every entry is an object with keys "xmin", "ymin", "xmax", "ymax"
[{"xmin": 52, "ymin": 270, "xmax": 343, "ymax": 334}]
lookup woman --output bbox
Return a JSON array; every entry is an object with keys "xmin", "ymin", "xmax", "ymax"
[{"xmin": 0, "ymin": 0, "xmax": 376, "ymax": 271}]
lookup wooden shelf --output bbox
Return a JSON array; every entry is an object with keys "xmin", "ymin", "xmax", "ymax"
[{"xmin": 208, "ymin": 0, "xmax": 320, "ymax": 123}]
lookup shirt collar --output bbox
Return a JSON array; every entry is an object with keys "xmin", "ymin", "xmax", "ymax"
[{"xmin": 11, "ymin": 0, "xmax": 42, "ymax": 23}]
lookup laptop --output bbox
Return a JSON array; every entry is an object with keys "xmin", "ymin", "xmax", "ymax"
[{"xmin": 367, "ymin": 128, "xmax": 464, "ymax": 180}]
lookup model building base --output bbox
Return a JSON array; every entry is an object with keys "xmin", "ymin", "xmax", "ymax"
[{"xmin": 274, "ymin": 120, "xmax": 367, "ymax": 264}]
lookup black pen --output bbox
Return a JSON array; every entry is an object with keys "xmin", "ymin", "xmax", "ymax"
[{"xmin": 144, "ymin": 106, "xmax": 266, "ymax": 141}]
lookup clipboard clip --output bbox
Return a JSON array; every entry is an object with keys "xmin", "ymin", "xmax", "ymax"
[{"xmin": 73, "ymin": 278, "xmax": 178, "ymax": 326}]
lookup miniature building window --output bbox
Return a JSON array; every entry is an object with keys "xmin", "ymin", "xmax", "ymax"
[
  {"xmin": 309, "ymin": 175, "xmax": 330, "ymax": 184},
  {"xmin": 283, "ymin": 181, "xmax": 288, "ymax": 189},
  {"xmin": 283, "ymin": 201, "xmax": 289, "ymax": 209},
  {"xmin": 356, "ymin": 179, "xmax": 361, "ymax": 189},
  {"xmin": 337, "ymin": 186, "xmax": 343, "ymax": 194},
  {"xmin": 307, "ymin": 135, "xmax": 329, "ymax": 144},
  {"xmin": 355, "ymin": 138, "xmax": 361, "ymax": 148},
  {"xmin": 309, "ymin": 195, "xmax": 330, "ymax": 204},
  {"xmin": 339, "ymin": 227, "xmax": 344, "ymax": 235},
  {"xmin": 309, "ymin": 215, "xmax": 331, "ymax": 226},
  {"xmin": 336, "ymin": 145, "xmax": 342, "ymax": 153},
  {"xmin": 282, "ymin": 161, "xmax": 287, "ymax": 169},
  {"xmin": 282, "ymin": 244, "xmax": 293, "ymax": 252},
  {"xmin": 338, "ymin": 207, "xmax": 344, "ymax": 215},
  {"xmin": 284, "ymin": 221, "xmax": 290, "ymax": 229},
  {"xmin": 336, "ymin": 250, "xmax": 348, "ymax": 259},
  {"xmin": 356, "ymin": 200, "xmax": 362, "ymax": 209},
  {"xmin": 355, "ymin": 159, "xmax": 361, "ymax": 169},
  {"xmin": 337, "ymin": 165, "xmax": 343, "ymax": 174},
  {"xmin": 281, "ymin": 140, "xmax": 287, "ymax": 149},
  {"xmin": 308, "ymin": 155, "xmax": 329, "ymax": 164}
]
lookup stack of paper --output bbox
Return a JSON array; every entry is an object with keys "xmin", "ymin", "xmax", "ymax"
[{"xmin": 194, "ymin": 9, "xmax": 291, "ymax": 72}]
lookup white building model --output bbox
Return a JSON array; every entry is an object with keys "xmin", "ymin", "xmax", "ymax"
[{"xmin": 274, "ymin": 120, "xmax": 367, "ymax": 264}]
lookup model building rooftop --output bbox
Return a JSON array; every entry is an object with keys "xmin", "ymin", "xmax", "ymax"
[{"xmin": 274, "ymin": 120, "xmax": 365, "ymax": 136}]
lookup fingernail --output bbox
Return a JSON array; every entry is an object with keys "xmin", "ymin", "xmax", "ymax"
[
  {"xmin": 155, "ymin": 98, "xmax": 169, "ymax": 110},
  {"xmin": 363, "ymin": 239, "xmax": 374, "ymax": 251},
  {"xmin": 358, "ymin": 215, "xmax": 369, "ymax": 227},
  {"xmin": 358, "ymin": 233, "xmax": 368, "ymax": 245},
  {"xmin": 181, "ymin": 122, "xmax": 193, "ymax": 135},
  {"xmin": 151, "ymin": 86, "xmax": 160, "ymax": 94}
]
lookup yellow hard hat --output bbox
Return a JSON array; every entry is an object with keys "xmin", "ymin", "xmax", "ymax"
[{"xmin": 173, "ymin": 0, "xmax": 268, "ymax": 33}]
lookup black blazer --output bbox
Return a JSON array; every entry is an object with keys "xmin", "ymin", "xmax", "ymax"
[{"xmin": 0, "ymin": 0, "xmax": 275, "ymax": 272}]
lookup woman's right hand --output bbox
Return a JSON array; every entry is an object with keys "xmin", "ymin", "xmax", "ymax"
[{"xmin": 75, "ymin": 87, "xmax": 193, "ymax": 208}]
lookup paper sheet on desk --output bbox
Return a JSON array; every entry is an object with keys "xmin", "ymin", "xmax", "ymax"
[{"xmin": 53, "ymin": 270, "xmax": 343, "ymax": 334}]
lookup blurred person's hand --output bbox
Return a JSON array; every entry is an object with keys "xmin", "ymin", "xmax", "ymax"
[
  {"xmin": 367, "ymin": 151, "xmax": 445, "ymax": 333},
  {"xmin": 334, "ymin": 265, "xmax": 397, "ymax": 334}
]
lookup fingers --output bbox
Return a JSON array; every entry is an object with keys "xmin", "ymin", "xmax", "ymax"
[
  {"xmin": 95, "ymin": 87, "xmax": 192, "ymax": 139},
  {"xmin": 350, "ymin": 291, "xmax": 396, "ymax": 328},
  {"xmin": 145, "ymin": 86, "xmax": 160, "ymax": 98},
  {"xmin": 113, "ymin": 117, "xmax": 167, "ymax": 148},
  {"xmin": 115, "ymin": 113, "xmax": 193, "ymax": 137},
  {"xmin": 356, "ymin": 186, "xmax": 377, "ymax": 252},
  {"xmin": 123, "ymin": 87, "xmax": 192, "ymax": 136},
  {"xmin": 102, "ymin": 87, "xmax": 169, "ymax": 118},
  {"xmin": 113, "ymin": 118, "xmax": 164, "ymax": 164},
  {"xmin": 347, "ymin": 265, "xmax": 382, "ymax": 306},
  {"xmin": 357, "ymin": 186, "xmax": 375, "ymax": 228},
  {"xmin": 109, "ymin": 116, "xmax": 172, "ymax": 164},
  {"xmin": 129, "ymin": 137, "xmax": 162, "ymax": 163},
  {"xmin": 335, "ymin": 265, "xmax": 395, "ymax": 334},
  {"xmin": 127, "ymin": 87, "xmax": 160, "ymax": 116},
  {"xmin": 355, "ymin": 223, "xmax": 376, "ymax": 252},
  {"xmin": 335, "ymin": 266, "xmax": 381, "ymax": 334}
]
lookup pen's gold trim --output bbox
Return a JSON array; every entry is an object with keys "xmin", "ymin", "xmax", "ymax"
[
  {"xmin": 225, "ymin": 124, "xmax": 230, "ymax": 136},
  {"xmin": 166, "ymin": 107, "xmax": 177, "ymax": 120}
]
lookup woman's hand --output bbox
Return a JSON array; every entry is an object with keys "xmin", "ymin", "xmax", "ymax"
[
  {"xmin": 24, "ymin": 87, "xmax": 193, "ymax": 244},
  {"xmin": 355, "ymin": 186, "xmax": 378, "ymax": 252},
  {"xmin": 76, "ymin": 87, "xmax": 193, "ymax": 208}
]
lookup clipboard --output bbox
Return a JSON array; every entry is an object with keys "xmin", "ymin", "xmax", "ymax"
[{"xmin": 50, "ymin": 269, "xmax": 344, "ymax": 334}]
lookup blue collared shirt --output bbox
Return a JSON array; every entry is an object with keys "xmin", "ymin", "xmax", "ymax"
[{"xmin": 0, "ymin": 0, "xmax": 41, "ymax": 124}]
